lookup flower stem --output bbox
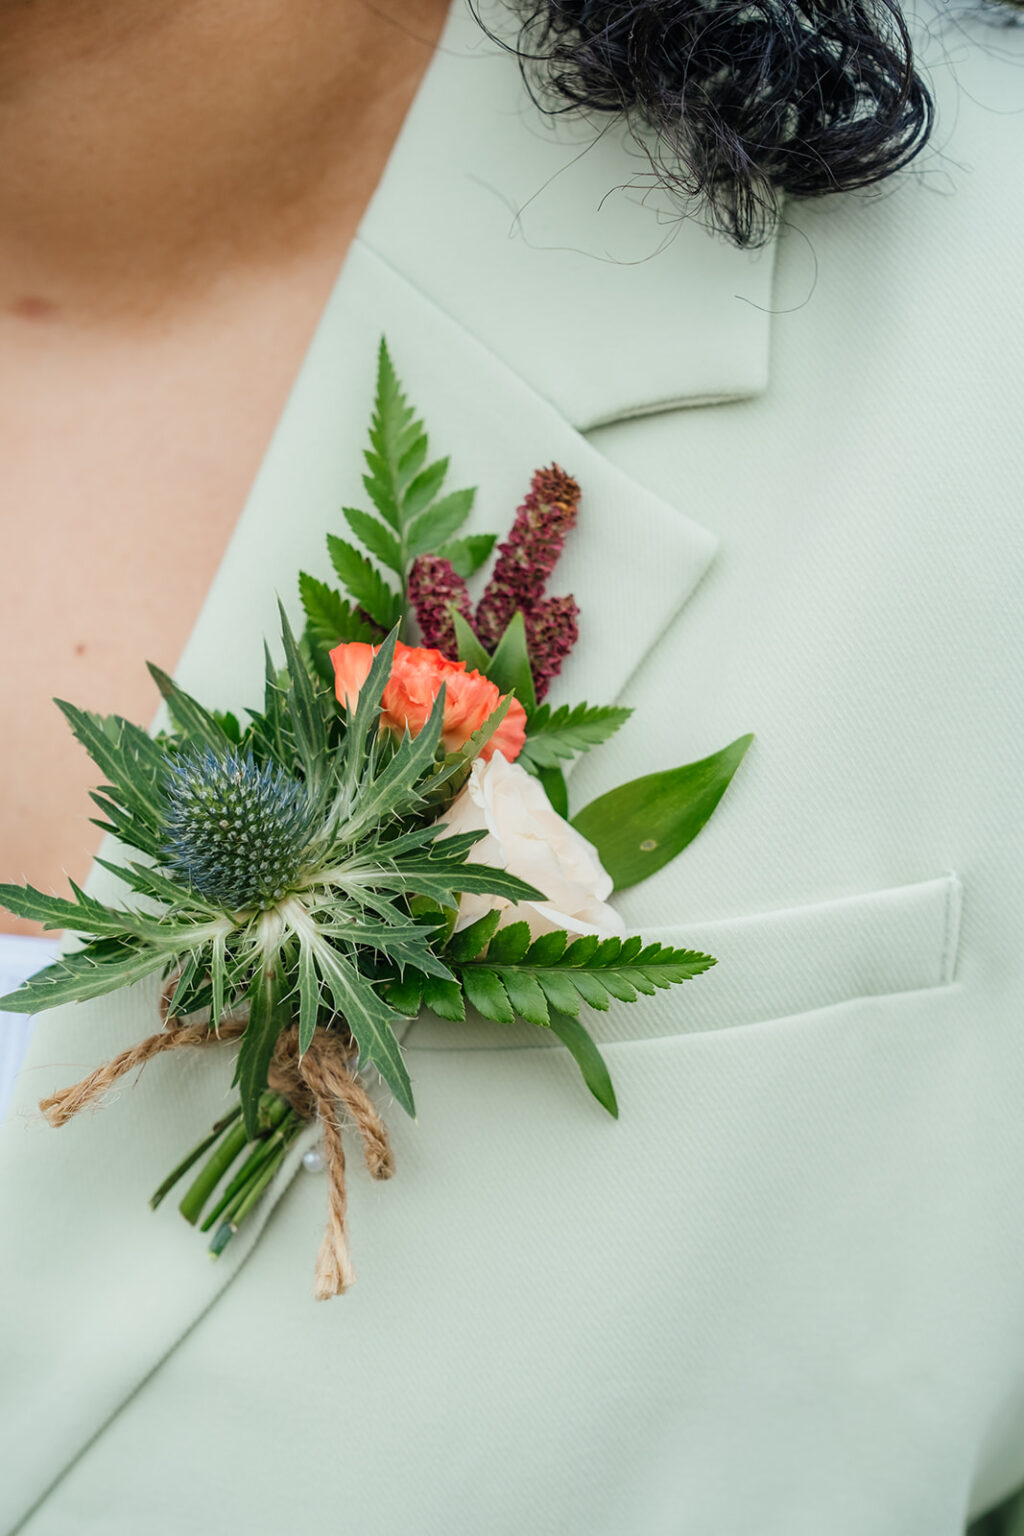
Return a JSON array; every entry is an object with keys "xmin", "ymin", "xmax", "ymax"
[
  {"xmin": 149, "ymin": 1106, "xmax": 242, "ymax": 1211},
  {"xmin": 199, "ymin": 1102, "xmax": 297, "ymax": 1233},
  {"xmin": 178, "ymin": 1118, "xmax": 250, "ymax": 1226},
  {"xmin": 208, "ymin": 1136, "xmax": 293, "ymax": 1259}
]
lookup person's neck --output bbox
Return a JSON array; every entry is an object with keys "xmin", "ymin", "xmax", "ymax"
[{"xmin": 0, "ymin": 0, "xmax": 451, "ymax": 325}]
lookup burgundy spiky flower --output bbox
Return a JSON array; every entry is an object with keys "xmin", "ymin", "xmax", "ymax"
[
  {"xmin": 407, "ymin": 555, "xmax": 472, "ymax": 658},
  {"xmin": 524, "ymin": 594, "xmax": 580, "ymax": 701},
  {"xmin": 474, "ymin": 465, "xmax": 581, "ymax": 655}
]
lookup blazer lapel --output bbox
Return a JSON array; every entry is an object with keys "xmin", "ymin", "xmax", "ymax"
[
  {"xmin": 358, "ymin": 0, "xmax": 779, "ymax": 431},
  {"xmin": 0, "ymin": 6, "xmax": 768, "ymax": 1523}
]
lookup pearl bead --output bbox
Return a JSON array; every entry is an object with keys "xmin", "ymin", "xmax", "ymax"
[{"xmin": 302, "ymin": 1148, "xmax": 325, "ymax": 1174}]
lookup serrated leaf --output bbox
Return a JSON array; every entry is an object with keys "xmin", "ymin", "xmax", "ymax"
[
  {"xmin": 499, "ymin": 968, "xmax": 549, "ymax": 1026},
  {"xmin": 340, "ymin": 510, "xmax": 404, "ymax": 576},
  {"xmin": 0, "ymin": 944, "xmax": 168, "ymax": 1014},
  {"xmin": 312, "ymin": 939, "xmax": 415, "ymax": 1116},
  {"xmin": 422, "ymin": 975, "xmax": 465, "ymax": 1023},
  {"xmin": 0, "ymin": 881, "xmax": 135, "ymax": 937},
  {"xmin": 299, "ymin": 572, "xmax": 380, "ymax": 649},
  {"xmin": 88, "ymin": 793, "xmax": 164, "ymax": 860},
  {"xmin": 447, "ymin": 909, "xmax": 502, "ymax": 962},
  {"xmin": 325, "ymin": 534, "xmax": 401, "ymax": 628},
  {"xmin": 277, "ymin": 601, "xmax": 328, "ymax": 786},
  {"xmin": 484, "ymin": 921, "xmax": 532, "ymax": 965},
  {"xmin": 339, "ymin": 626, "xmax": 399, "ymax": 795},
  {"xmin": 406, "ymin": 488, "xmax": 476, "ymax": 560},
  {"xmin": 386, "ymin": 972, "xmax": 425, "ymax": 1017},
  {"xmin": 487, "ymin": 611, "xmax": 537, "ymax": 711},
  {"xmin": 546, "ymin": 1012, "xmax": 618, "ymax": 1118},
  {"xmin": 535, "ymin": 971, "xmax": 581, "ymax": 1016},
  {"xmin": 525, "ymin": 930, "xmax": 568, "ymax": 966},
  {"xmin": 461, "ymin": 967, "xmax": 514, "ymax": 1024},
  {"xmin": 403, "ymin": 456, "xmax": 449, "ymax": 522},
  {"xmin": 519, "ymin": 702, "xmax": 634, "ymax": 771},
  {"xmin": 571, "ymin": 734, "xmax": 754, "ymax": 891},
  {"xmin": 147, "ymin": 664, "xmax": 232, "ymax": 753},
  {"xmin": 338, "ymin": 686, "xmax": 446, "ymax": 844},
  {"xmin": 297, "ymin": 938, "xmax": 320, "ymax": 1054},
  {"xmin": 56, "ymin": 701, "xmax": 167, "ymax": 829},
  {"xmin": 437, "ymin": 534, "xmax": 496, "ymax": 578}
]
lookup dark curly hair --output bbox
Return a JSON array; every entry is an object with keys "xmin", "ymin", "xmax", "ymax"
[{"xmin": 480, "ymin": 1, "xmax": 934, "ymax": 245}]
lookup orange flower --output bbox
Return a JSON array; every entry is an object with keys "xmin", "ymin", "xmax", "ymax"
[{"xmin": 330, "ymin": 640, "xmax": 527, "ymax": 763}]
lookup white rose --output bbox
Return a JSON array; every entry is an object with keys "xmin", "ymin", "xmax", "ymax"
[{"xmin": 437, "ymin": 751, "xmax": 626, "ymax": 939}]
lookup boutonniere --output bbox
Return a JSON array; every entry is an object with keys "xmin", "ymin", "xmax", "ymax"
[{"xmin": 0, "ymin": 342, "xmax": 751, "ymax": 1299}]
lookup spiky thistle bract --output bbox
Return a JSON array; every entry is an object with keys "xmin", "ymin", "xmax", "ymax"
[{"xmin": 0, "ymin": 613, "xmax": 542, "ymax": 1134}]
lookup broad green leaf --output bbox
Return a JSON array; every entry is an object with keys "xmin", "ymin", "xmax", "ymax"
[
  {"xmin": 146, "ymin": 664, "xmax": 231, "ymax": 752},
  {"xmin": 571, "ymin": 733, "xmax": 754, "ymax": 891},
  {"xmin": 534, "ymin": 765, "xmax": 569, "ymax": 819},
  {"xmin": 327, "ymin": 534, "xmax": 402, "ymax": 625},
  {"xmin": 406, "ymin": 488, "xmax": 476, "ymax": 560},
  {"xmin": 535, "ymin": 971, "xmax": 582, "ymax": 1017},
  {"xmin": 446, "ymin": 909, "xmax": 502, "ymax": 962},
  {"xmin": 236, "ymin": 961, "xmax": 288, "ymax": 1138},
  {"xmin": 486, "ymin": 611, "xmax": 538, "ymax": 711},
  {"xmin": 451, "ymin": 611, "xmax": 493, "ymax": 676},
  {"xmin": 519, "ymin": 702, "xmax": 633, "ymax": 771},
  {"xmin": 343, "ymin": 508, "xmax": 403, "ymax": 574},
  {"xmin": 461, "ymin": 967, "xmax": 514, "ymax": 1024},
  {"xmin": 437, "ymin": 533, "xmax": 496, "ymax": 578},
  {"xmin": 546, "ymin": 1011, "xmax": 618, "ymax": 1118},
  {"xmin": 525, "ymin": 930, "xmax": 567, "ymax": 966}
]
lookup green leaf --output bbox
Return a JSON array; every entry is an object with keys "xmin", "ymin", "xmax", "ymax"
[
  {"xmin": 325, "ymin": 535, "xmax": 401, "ymax": 628},
  {"xmin": 406, "ymin": 488, "xmax": 475, "ymax": 560},
  {"xmin": 55, "ymin": 701, "xmax": 167, "ymax": 829},
  {"xmin": 311, "ymin": 939, "xmax": 415, "ymax": 1116},
  {"xmin": 403, "ymin": 456, "xmax": 449, "ymax": 522},
  {"xmin": 451, "ymin": 611, "xmax": 493, "ymax": 676},
  {"xmin": 337, "ymin": 686, "xmax": 446, "ymax": 844},
  {"xmin": 571, "ymin": 733, "xmax": 754, "ymax": 891},
  {"xmin": 299, "ymin": 572, "xmax": 380, "ymax": 649},
  {"xmin": 499, "ymin": 968, "xmax": 549, "ymax": 1026},
  {"xmin": 525, "ymin": 930, "xmax": 567, "ymax": 966},
  {"xmin": 296, "ymin": 937, "xmax": 320, "ymax": 1055},
  {"xmin": 362, "ymin": 337, "xmax": 419, "ymax": 531},
  {"xmin": 0, "ymin": 881, "xmax": 135, "ymax": 937},
  {"xmin": 519, "ymin": 702, "xmax": 633, "ymax": 771},
  {"xmin": 546, "ymin": 1012, "xmax": 618, "ymax": 1118},
  {"xmin": 236, "ymin": 962, "xmax": 288, "ymax": 1138},
  {"xmin": 534, "ymin": 765, "xmax": 569, "ymax": 819},
  {"xmin": 446, "ymin": 909, "xmax": 502, "ymax": 962},
  {"xmin": 93, "ymin": 857, "xmax": 221, "ymax": 916},
  {"xmin": 277, "ymin": 601, "xmax": 328, "ymax": 786},
  {"xmin": 422, "ymin": 975, "xmax": 465, "ymax": 1022},
  {"xmin": 0, "ymin": 944, "xmax": 168, "ymax": 1014},
  {"xmin": 147, "ymin": 664, "xmax": 232, "ymax": 752},
  {"xmin": 338, "ymin": 625, "xmax": 399, "ymax": 795},
  {"xmin": 484, "ymin": 921, "xmax": 532, "ymax": 965},
  {"xmin": 487, "ymin": 612, "xmax": 538, "ymax": 711},
  {"xmin": 88, "ymin": 792, "xmax": 164, "ymax": 860},
  {"xmin": 437, "ymin": 534, "xmax": 496, "ymax": 578},
  {"xmin": 386, "ymin": 972, "xmax": 425, "ymax": 1016},
  {"xmin": 340, "ymin": 510, "xmax": 403, "ymax": 577},
  {"xmin": 461, "ymin": 967, "xmax": 515, "ymax": 1025},
  {"xmin": 535, "ymin": 971, "xmax": 582, "ymax": 1017}
]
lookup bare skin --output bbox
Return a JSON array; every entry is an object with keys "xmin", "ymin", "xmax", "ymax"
[{"xmin": 0, "ymin": 0, "xmax": 451, "ymax": 935}]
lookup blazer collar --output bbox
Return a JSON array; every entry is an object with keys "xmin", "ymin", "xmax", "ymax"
[{"xmin": 357, "ymin": 0, "xmax": 778, "ymax": 432}]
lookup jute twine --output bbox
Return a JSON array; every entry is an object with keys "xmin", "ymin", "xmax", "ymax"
[{"xmin": 38, "ymin": 976, "xmax": 395, "ymax": 1300}]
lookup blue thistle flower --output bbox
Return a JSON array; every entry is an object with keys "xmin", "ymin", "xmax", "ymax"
[{"xmin": 163, "ymin": 749, "xmax": 315, "ymax": 912}]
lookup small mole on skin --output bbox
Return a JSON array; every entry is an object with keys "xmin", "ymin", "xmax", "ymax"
[
  {"xmin": 74, "ymin": 642, "xmax": 86, "ymax": 657},
  {"xmin": 10, "ymin": 295, "xmax": 59, "ymax": 321}
]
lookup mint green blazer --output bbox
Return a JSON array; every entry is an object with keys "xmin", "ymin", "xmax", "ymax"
[{"xmin": 3, "ymin": 5, "xmax": 1023, "ymax": 1532}]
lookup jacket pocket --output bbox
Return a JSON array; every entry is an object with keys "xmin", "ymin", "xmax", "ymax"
[{"xmin": 402, "ymin": 872, "xmax": 962, "ymax": 1052}]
